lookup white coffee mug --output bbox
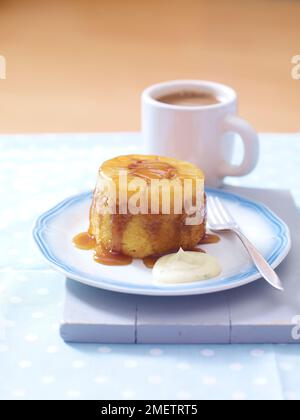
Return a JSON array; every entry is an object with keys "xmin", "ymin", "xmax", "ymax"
[{"xmin": 142, "ymin": 80, "xmax": 259, "ymax": 187}]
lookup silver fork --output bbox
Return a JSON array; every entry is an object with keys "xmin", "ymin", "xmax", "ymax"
[{"xmin": 207, "ymin": 196, "xmax": 284, "ymax": 291}]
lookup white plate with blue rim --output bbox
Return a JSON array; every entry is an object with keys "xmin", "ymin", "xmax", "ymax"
[{"xmin": 33, "ymin": 188, "xmax": 291, "ymax": 296}]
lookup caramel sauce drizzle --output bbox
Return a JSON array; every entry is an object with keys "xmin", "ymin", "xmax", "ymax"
[
  {"xmin": 142, "ymin": 256, "xmax": 159, "ymax": 269},
  {"xmin": 72, "ymin": 232, "xmax": 96, "ymax": 250},
  {"xmin": 94, "ymin": 249, "xmax": 133, "ymax": 266},
  {"xmin": 73, "ymin": 232, "xmax": 132, "ymax": 266},
  {"xmin": 111, "ymin": 214, "xmax": 132, "ymax": 254},
  {"xmin": 128, "ymin": 160, "xmax": 176, "ymax": 182},
  {"xmin": 73, "ymin": 232, "xmax": 220, "ymax": 268},
  {"xmin": 199, "ymin": 233, "xmax": 220, "ymax": 244}
]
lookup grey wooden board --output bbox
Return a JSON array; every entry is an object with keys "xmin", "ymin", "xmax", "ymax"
[
  {"xmin": 60, "ymin": 187, "xmax": 300, "ymax": 344},
  {"xmin": 136, "ymin": 293, "xmax": 230, "ymax": 344},
  {"xmin": 60, "ymin": 285, "xmax": 137, "ymax": 343}
]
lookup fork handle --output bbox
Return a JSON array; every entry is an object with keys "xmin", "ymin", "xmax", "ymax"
[{"xmin": 233, "ymin": 229, "xmax": 284, "ymax": 291}]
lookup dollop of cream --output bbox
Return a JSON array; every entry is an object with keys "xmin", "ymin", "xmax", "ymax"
[{"xmin": 153, "ymin": 248, "xmax": 222, "ymax": 284}]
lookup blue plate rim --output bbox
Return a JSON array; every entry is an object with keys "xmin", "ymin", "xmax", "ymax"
[{"xmin": 32, "ymin": 188, "xmax": 291, "ymax": 296}]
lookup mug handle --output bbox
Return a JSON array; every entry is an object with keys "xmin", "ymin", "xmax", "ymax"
[{"xmin": 219, "ymin": 114, "xmax": 259, "ymax": 177}]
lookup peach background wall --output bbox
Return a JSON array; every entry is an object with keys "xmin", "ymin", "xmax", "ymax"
[{"xmin": 0, "ymin": 0, "xmax": 299, "ymax": 133}]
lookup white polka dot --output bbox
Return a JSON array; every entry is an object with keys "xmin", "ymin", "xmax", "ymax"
[
  {"xmin": 121, "ymin": 389, "xmax": 136, "ymax": 399},
  {"xmin": 202, "ymin": 376, "xmax": 217, "ymax": 386},
  {"xmin": 72, "ymin": 360, "xmax": 85, "ymax": 369},
  {"xmin": 37, "ymin": 288, "xmax": 49, "ymax": 296},
  {"xmin": 0, "ymin": 344, "xmax": 9, "ymax": 353},
  {"xmin": 42, "ymin": 376, "xmax": 55, "ymax": 384},
  {"xmin": 67, "ymin": 389, "xmax": 81, "ymax": 398},
  {"xmin": 25, "ymin": 334, "xmax": 38, "ymax": 343},
  {"xmin": 201, "ymin": 349, "xmax": 215, "ymax": 357},
  {"xmin": 230, "ymin": 363, "xmax": 244, "ymax": 372},
  {"xmin": 250, "ymin": 349, "xmax": 265, "ymax": 357},
  {"xmin": 124, "ymin": 359, "xmax": 138, "ymax": 368},
  {"xmin": 253, "ymin": 377, "xmax": 268, "ymax": 386},
  {"xmin": 98, "ymin": 346, "xmax": 111, "ymax": 353},
  {"xmin": 46, "ymin": 345, "xmax": 59, "ymax": 354},
  {"xmin": 57, "ymin": 301, "xmax": 63, "ymax": 308},
  {"xmin": 95, "ymin": 375, "xmax": 108, "ymax": 384},
  {"xmin": 149, "ymin": 348, "xmax": 163, "ymax": 356},
  {"xmin": 285, "ymin": 390, "xmax": 298, "ymax": 401},
  {"xmin": 176, "ymin": 362, "xmax": 191, "ymax": 371},
  {"xmin": 232, "ymin": 391, "xmax": 247, "ymax": 400},
  {"xmin": 19, "ymin": 360, "xmax": 32, "ymax": 369},
  {"xmin": 279, "ymin": 362, "xmax": 293, "ymax": 372},
  {"xmin": 148, "ymin": 375, "xmax": 162, "ymax": 385},
  {"xmin": 32, "ymin": 312, "xmax": 45, "ymax": 319},
  {"xmin": 11, "ymin": 388, "xmax": 26, "ymax": 398},
  {"xmin": 176, "ymin": 390, "xmax": 191, "ymax": 399},
  {"xmin": 10, "ymin": 296, "xmax": 23, "ymax": 304}
]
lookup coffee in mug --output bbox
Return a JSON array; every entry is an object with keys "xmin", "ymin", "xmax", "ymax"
[{"xmin": 157, "ymin": 90, "xmax": 222, "ymax": 107}]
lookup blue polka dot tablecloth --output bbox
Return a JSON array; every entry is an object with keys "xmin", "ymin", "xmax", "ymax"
[{"xmin": 0, "ymin": 132, "xmax": 300, "ymax": 401}]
